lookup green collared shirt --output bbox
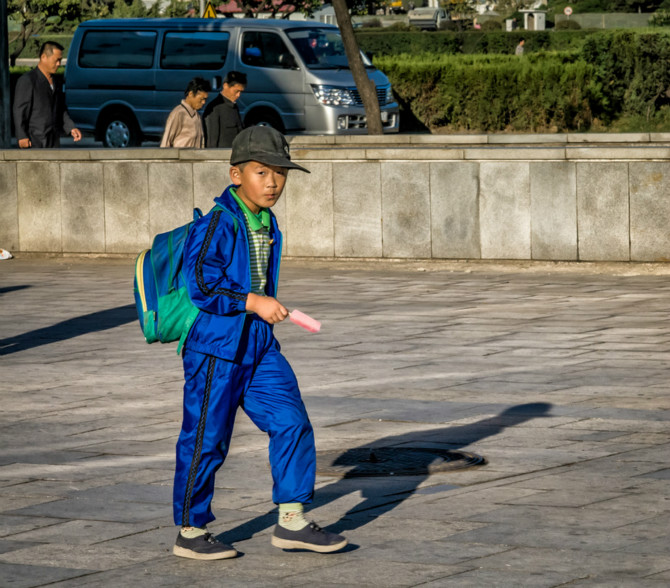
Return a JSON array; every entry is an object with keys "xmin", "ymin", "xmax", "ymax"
[{"xmin": 231, "ymin": 188, "xmax": 271, "ymax": 296}]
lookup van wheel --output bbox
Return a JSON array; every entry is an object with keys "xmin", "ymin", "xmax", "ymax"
[
  {"xmin": 101, "ymin": 113, "xmax": 141, "ymax": 148},
  {"xmin": 246, "ymin": 110, "xmax": 285, "ymax": 134}
]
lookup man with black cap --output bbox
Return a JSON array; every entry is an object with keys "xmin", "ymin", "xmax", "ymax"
[{"xmin": 171, "ymin": 125, "xmax": 348, "ymax": 560}]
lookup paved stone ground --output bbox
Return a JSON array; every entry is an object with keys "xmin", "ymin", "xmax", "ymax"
[{"xmin": 1, "ymin": 258, "xmax": 669, "ymax": 587}]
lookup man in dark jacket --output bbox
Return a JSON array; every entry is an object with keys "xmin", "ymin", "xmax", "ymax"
[
  {"xmin": 13, "ymin": 41, "xmax": 81, "ymax": 148},
  {"xmin": 203, "ymin": 71, "xmax": 246, "ymax": 148}
]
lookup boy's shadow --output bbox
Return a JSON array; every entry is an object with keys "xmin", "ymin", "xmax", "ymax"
[
  {"xmin": 220, "ymin": 402, "xmax": 552, "ymax": 544},
  {"xmin": 0, "ymin": 304, "xmax": 136, "ymax": 355}
]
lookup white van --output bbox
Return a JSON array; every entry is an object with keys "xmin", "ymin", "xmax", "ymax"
[
  {"xmin": 408, "ymin": 8, "xmax": 448, "ymax": 31},
  {"xmin": 65, "ymin": 18, "xmax": 400, "ymax": 147}
]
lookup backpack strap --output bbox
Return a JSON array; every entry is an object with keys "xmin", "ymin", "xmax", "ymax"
[{"xmin": 210, "ymin": 203, "xmax": 239, "ymax": 234}]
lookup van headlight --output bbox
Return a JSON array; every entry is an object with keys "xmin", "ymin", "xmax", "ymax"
[
  {"xmin": 385, "ymin": 85, "xmax": 395, "ymax": 105},
  {"xmin": 311, "ymin": 85, "xmax": 356, "ymax": 106}
]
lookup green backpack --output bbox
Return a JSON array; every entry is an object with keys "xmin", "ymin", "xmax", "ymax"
[{"xmin": 133, "ymin": 206, "xmax": 237, "ymax": 354}]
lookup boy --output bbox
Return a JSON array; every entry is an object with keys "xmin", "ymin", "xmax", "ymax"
[
  {"xmin": 173, "ymin": 125, "xmax": 347, "ymax": 560},
  {"xmin": 160, "ymin": 77, "xmax": 211, "ymax": 148}
]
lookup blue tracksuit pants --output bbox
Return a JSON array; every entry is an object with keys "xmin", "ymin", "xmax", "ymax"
[{"xmin": 173, "ymin": 315, "xmax": 316, "ymax": 528}]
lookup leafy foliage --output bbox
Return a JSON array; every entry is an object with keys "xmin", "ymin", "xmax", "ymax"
[
  {"xmin": 555, "ymin": 19, "xmax": 582, "ymax": 29},
  {"xmin": 163, "ymin": 0, "xmax": 190, "ymax": 17},
  {"xmin": 356, "ymin": 30, "xmax": 593, "ymax": 57},
  {"xmin": 650, "ymin": 9, "xmax": 670, "ymax": 25},
  {"xmin": 480, "ymin": 19, "xmax": 503, "ymax": 32},
  {"xmin": 234, "ymin": 0, "xmax": 322, "ymax": 18},
  {"xmin": 547, "ymin": 0, "xmax": 666, "ymax": 12},
  {"xmin": 582, "ymin": 31, "xmax": 670, "ymax": 122},
  {"xmin": 374, "ymin": 30, "xmax": 670, "ymax": 132},
  {"xmin": 8, "ymin": 0, "xmax": 88, "ymax": 63},
  {"xmin": 111, "ymin": 0, "xmax": 148, "ymax": 18},
  {"xmin": 376, "ymin": 52, "xmax": 599, "ymax": 132}
]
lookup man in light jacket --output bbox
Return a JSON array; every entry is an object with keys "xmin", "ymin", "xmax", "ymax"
[{"xmin": 160, "ymin": 78, "xmax": 211, "ymax": 148}]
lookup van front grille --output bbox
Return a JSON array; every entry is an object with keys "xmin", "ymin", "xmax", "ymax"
[{"xmin": 350, "ymin": 86, "xmax": 388, "ymax": 107}]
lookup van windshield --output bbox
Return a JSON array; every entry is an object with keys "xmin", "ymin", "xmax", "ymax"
[{"xmin": 286, "ymin": 28, "xmax": 373, "ymax": 70}]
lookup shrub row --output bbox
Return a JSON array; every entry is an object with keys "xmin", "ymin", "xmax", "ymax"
[
  {"xmin": 581, "ymin": 31, "xmax": 670, "ymax": 122},
  {"xmin": 376, "ymin": 52, "xmax": 599, "ymax": 132},
  {"xmin": 372, "ymin": 30, "xmax": 670, "ymax": 133},
  {"xmin": 357, "ymin": 30, "xmax": 596, "ymax": 57}
]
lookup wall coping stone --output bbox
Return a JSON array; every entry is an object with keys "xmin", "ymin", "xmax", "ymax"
[
  {"xmin": 566, "ymin": 146, "xmax": 670, "ymax": 160},
  {"xmin": 566, "ymin": 132, "xmax": 651, "ymax": 143},
  {"xmin": 3, "ymin": 135, "xmax": 670, "ymax": 164},
  {"xmin": 365, "ymin": 148, "xmax": 466, "ymax": 160},
  {"xmin": 178, "ymin": 148, "xmax": 230, "ymax": 160},
  {"xmin": 3, "ymin": 132, "xmax": 670, "ymax": 162},
  {"xmin": 488, "ymin": 134, "xmax": 567, "ymax": 144},
  {"xmin": 88, "ymin": 148, "xmax": 176, "ymax": 160},
  {"xmin": 293, "ymin": 148, "xmax": 369, "ymax": 160},
  {"xmin": 464, "ymin": 147, "xmax": 567, "ymax": 160},
  {"xmin": 409, "ymin": 134, "xmax": 490, "ymax": 144},
  {"xmin": 287, "ymin": 133, "xmax": 667, "ymax": 146},
  {"xmin": 2, "ymin": 149, "xmax": 89, "ymax": 161}
]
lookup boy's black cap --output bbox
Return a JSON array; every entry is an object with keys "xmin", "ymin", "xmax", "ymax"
[{"xmin": 230, "ymin": 125, "xmax": 309, "ymax": 173}]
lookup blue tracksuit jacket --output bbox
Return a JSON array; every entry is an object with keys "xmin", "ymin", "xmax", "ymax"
[{"xmin": 182, "ymin": 185, "xmax": 282, "ymax": 360}]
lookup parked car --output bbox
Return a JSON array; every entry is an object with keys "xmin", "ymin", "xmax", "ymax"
[
  {"xmin": 65, "ymin": 18, "xmax": 400, "ymax": 147},
  {"xmin": 408, "ymin": 7, "xmax": 448, "ymax": 31}
]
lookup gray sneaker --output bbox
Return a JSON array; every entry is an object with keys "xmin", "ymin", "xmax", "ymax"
[
  {"xmin": 173, "ymin": 531, "xmax": 238, "ymax": 560},
  {"xmin": 271, "ymin": 522, "xmax": 347, "ymax": 553}
]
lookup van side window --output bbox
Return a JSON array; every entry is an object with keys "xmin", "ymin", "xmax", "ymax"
[
  {"xmin": 241, "ymin": 32, "xmax": 294, "ymax": 69},
  {"xmin": 79, "ymin": 31, "xmax": 156, "ymax": 69},
  {"xmin": 161, "ymin": 32, "xmax": 230, "ymax": 70}
]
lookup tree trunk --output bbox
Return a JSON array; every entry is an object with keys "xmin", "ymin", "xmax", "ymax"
[{"xmin": 332, "ymin": 0, "xmax": 383, "ymax": 135}]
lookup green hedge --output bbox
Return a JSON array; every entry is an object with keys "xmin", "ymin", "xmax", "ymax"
[
  {"xmin": 376, "ymin": 52, "xmax": 599, "ymax": 132},
  {"xmin": 357, "ymin": 30, "xmax": 596, "ymax": 56},
  {"xmin": 581, "ymin": 31, "xmax": 670, "ymax": 122},
  {"xmin": 376, "ymin": 30, "xmax": 670, "ymax": 132}
]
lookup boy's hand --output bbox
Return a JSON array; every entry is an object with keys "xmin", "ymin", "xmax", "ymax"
[{"xmin": 246, "ymin": 293, "xmax": 288, "ymax": 324}]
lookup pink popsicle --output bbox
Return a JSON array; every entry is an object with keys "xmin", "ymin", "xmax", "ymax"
[{"xmin": 289, "ymin": 310, "xmax": 321, "ymax": 333}]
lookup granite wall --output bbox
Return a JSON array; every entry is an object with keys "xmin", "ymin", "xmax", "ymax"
[{"xmin": 2, "ymin": 135, "xmax": 670, "ymax": 261}]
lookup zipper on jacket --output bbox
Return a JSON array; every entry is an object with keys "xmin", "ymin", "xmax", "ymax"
[{"xmin": 273, "ymin": 230, "xmax": 283, "ymax": 298}]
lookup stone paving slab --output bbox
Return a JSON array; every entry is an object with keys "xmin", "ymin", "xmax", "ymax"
[{"xmin": 1, "ymin": 258, "xmax": 669, "ymax": 587}]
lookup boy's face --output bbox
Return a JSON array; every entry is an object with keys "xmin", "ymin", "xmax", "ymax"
[{"xmin": 230, "ymin": 162, "xmax": 288, "ymax": 214}]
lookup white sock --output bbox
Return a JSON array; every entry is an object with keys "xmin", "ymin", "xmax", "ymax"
[
  {"xmin": 180, "ymin": 526, "xmax": 207, "ymax": 538},
  {"xmin": 278, "ymin": 502, "xmax": 309, "ymax": 531}
]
